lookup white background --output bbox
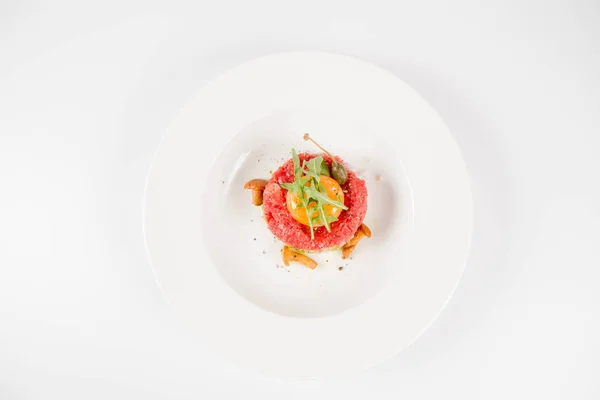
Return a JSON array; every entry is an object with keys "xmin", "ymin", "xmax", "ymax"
[{"xmin": 1, "ymin": 0, "xmax": 599, "ymax": 399}]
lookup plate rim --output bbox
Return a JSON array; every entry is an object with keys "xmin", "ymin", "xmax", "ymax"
[{"xmin": 142, "ymin": 51, "xmax": 473, "ymax": 377}]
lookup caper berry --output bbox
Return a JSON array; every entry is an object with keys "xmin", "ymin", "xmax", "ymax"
[{"xmin": 331, "ymin": 161, "xmax": 348, "ymax": 185}]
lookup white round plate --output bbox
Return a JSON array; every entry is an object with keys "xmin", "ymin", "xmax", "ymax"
[{"xmin": 143, "ymin": 52, "xmax": 472, "ymax": 377}]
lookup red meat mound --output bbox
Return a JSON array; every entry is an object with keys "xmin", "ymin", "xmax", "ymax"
[{"xmin": 262, "ymin": 153, "xmax": 367, "ymax": 252}]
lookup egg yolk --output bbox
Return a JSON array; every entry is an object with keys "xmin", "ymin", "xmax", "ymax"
[{"xmin": 286, "ymin": 175, "xmax": 345, "ymax": 227}]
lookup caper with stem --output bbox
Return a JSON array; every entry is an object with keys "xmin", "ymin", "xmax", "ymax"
[{"xmin": 303, "ymin": 133, "xmax": 348, "ymax": 185}]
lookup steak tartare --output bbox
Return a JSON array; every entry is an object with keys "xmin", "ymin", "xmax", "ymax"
[{"xmin": 263, "ymin": 153, "xmax": 368, "ymax": 252}]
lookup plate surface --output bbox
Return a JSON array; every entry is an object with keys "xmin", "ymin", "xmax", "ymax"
[{"xmin": 143, "ymin": 52, "xmax": 472, "ymax": 377}]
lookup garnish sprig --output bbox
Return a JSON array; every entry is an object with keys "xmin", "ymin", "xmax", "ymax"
[
  {"xmin": 280, "ymin": 149, "xmax": 348, "ymax": 240},
  {"xmin": 303, "ymin": 133, "xmax": 348, "ymax": 185}
]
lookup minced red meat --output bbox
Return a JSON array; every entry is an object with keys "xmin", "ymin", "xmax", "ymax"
[{"xmin": 262, "ymin": 153, "xmax": 368, "ymax": 252}]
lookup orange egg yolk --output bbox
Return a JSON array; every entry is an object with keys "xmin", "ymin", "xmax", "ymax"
[{"xmin": 286, "ymin": 175, "xmax": 345, "ymax": 227}]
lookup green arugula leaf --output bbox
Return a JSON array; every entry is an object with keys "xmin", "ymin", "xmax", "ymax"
[
  {"xmin": 318, "ymin": 205, "xmax": 331, "ymax": 232},
  {"xmin": 305, "ymin": 156, "xmax": 331, "ymax": 178},
  {"xmin": 305, "ymin": 156, "xmax": 323, "ymax": 174},
  {"xmin": 320, "ymin": 158, "xmax": 331, "ymax": 177},
  {"xmin": 302, "ymin": 169, "xmax": 321, "ymax": 181},
  {"xmin": 299, "ymin": 175, "xmax": 311, "ymax": 185},
  {"xmin": 304, "ymin": 187, "xmax": 348, "ymax": 210},
  {"xmin": 280, "ymin": 182, "xmax": 299, "ymax": 194},
  {"xmin": 326, "ymin": 215, "xmax": 339, "ymax": 223},
  {"xmin": 291, "ymin": 149, "xmax": 302, "ymax": 180}
]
